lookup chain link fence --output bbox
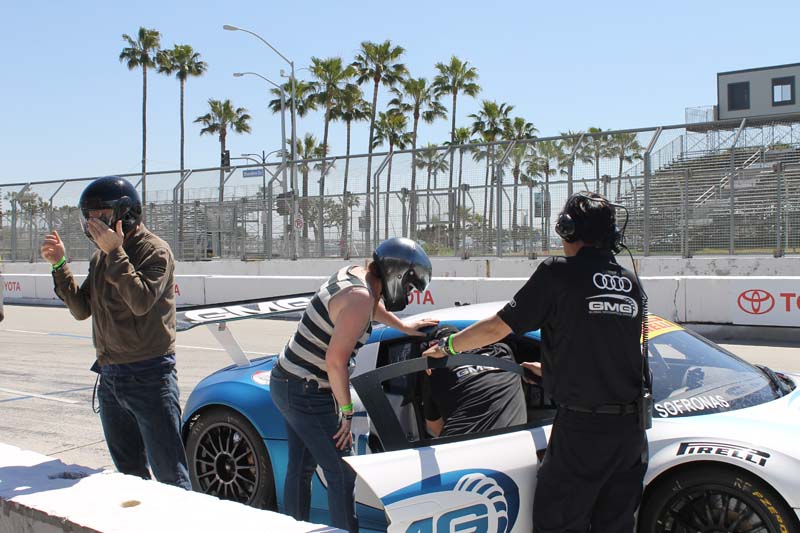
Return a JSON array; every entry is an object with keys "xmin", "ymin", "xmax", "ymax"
[{"xmin": 2, "ymin": 117, "xmax": 800, "ymax": 262}]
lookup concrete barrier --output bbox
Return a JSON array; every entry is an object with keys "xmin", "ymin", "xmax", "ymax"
[
  {"xmin": 0, "ymin": 443, "xmax": 341, "ymax": 533},
  {"xmin": 4, "ymin": 273, "xmax": 799, "ymax": 330}
]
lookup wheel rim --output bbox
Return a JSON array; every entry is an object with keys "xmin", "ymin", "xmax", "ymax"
[
  {"xmin": 656, "ymin": 485, "xmax": 775, "ymax": 533},
  {"xmin": 193, "ymin": 421, "xmax": 260, "ymax": 505}
]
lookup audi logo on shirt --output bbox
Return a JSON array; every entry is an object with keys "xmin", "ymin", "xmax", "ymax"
[{"xmin": 592, "ymin": 273, "xmax": 633, "ymax": 293}]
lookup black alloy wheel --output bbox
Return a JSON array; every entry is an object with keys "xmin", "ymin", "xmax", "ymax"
[
  {"xmin": 185, "ymin": 407, "xmax": 276, "ymax": 510},
  {"xmin": 639, "ymin": 465, "xmax": 799, "ymax": 533}
]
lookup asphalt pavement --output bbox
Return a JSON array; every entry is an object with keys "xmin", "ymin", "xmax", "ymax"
[{"xmin": 0, "ymin": 305, "xmax": 797, "ymax": 471}]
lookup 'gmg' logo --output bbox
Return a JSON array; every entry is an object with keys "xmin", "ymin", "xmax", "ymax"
[{"xmin": 737, "ymin": 289, "xmax": 775, "ymax": 315}]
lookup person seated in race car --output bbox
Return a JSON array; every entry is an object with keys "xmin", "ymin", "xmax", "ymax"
[{"xmin": 421, "ymin": 326, "xmax": 530, "ymax": 438}]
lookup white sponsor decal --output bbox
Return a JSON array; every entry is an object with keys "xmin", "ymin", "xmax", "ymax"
[
  {"xmin": 655, "ymin": 395, "xmax": 730, "ymax": 417},
  {"xmin": 592, "ymin": 273, "xmax": 632, "ymax": 293},
  {"xmin": 676, "ymin": 441, "xmax": 770, "ymax": 467},
  {"xmin": 181, "ymin": 296, "xmax": 311, "ymax": 325},
  {"xmin": 586, "ymin": 294, "xmax": 639, "ymax": 318}
]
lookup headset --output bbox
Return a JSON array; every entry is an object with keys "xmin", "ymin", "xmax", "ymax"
[{"xmin": 554, "ymin": 192, "xmax": 626, "ymax": 254}]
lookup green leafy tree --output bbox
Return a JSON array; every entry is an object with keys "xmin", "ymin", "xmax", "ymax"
[
  {"xmin": 372, "ymin": 111, "xmax": 413, "ymax": 239},
  {"xmin": 309, "ymin": 56, "xmax": 355, "ymax": 253},
  {"xmin": 414, "ymin": 143, "xmax": 449, "ymax": 226},
  {"xmin": 433, "ymin": 56, "xmax": 481, "ymax": 211},
  {"xmin": 609, "ymin": 132, "xmax": 644, "ymax": 200},
  {"xmin": 351, "ymin": 40, "xmax": 407, "ymax": 249},
  {"xmin": 583, "ymin": 127, "xmax": 613, "ymax": 193},
  {"xmin": 525, "ymin": 140, "xmax": 564, "ymax": 251},
  {"xmin": 559, "ymin": 130, "xmax": 593, "ymax": 192},
  {"xmin": 470, "ymin": 100, "xmax": 513, "ymax": 231},
  {"xmin": 119, "ymin": 27, "xmax": 161, "ymax": 205},
  {"xmin": 291, "ymin": 133, "xmax": 324, "ymax": 244},
  {"xmin": 389, "ymin": 77, "xmax": 446, "ymax": 203},
  {"xmin": 445, "ymin": 126, "xmax": 474, "ymax": 238},
  {"xmin": 194, "ymin": 99, "xmax": 252, "ymax": 205},
  {"xmin": 331, "ymin": 84, "xmax": 371, "ymax": 255},
  {"xmin": 157, "ymin": 44, "xmax": 207, "ymax": 245},
  {"xmin": 503, "ymin": 117, "xmax": 538, "ymax": 248}
]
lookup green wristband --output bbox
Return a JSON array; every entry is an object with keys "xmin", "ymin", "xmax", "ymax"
[
  {"xmin": 447, "ymin": 334, "xmax": 457, "ymax": 356},
  {"xmin": 340, "ymin": 402, "xmax": 354, "ymax": 413},
  {"xmin": 51, "ymin": 256, "xmax": 67, "ymax": 272}
]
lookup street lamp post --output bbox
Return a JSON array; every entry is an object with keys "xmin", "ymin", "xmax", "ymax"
[{"xmin": 224, "ymin": 24, "xmax": 299, "ymax": 260}]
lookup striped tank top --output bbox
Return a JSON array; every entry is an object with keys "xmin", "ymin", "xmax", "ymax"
[{"xmin": 277, "ymin": 266, "xmax": 373, "ymax": 388}]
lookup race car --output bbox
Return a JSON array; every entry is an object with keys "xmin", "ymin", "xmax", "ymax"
[{"xmin": 178, "ymin": 297, "xmax": 800, "ymax": 533}]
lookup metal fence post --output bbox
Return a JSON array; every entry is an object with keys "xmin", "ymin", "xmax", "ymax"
[
  {"xmin": 172, "ymin": 170, "xmax": 193, "ymax": 260},
  {"xmin": 372, "ymin": 151, "xmax": 393, "ymax": 248},
  {"xmin": 495, "ymin": 142, "xmax": 516, "ymax": 257},
  {"xmin": 729, "ymin": 119, "xmax": 746, "ymax": 255},
  {"xmin": 775, "ymin": 163, "xmax": 784, "ymax": 257},
  {"xmin": 48, "ymin": 181, "xmax": 67, "ymax": 233},
  {"xmin": 566, "ymin": 134, "xmax": 584, "ymax": 197},
  {"xmin": 682, "ymin": 170, "xmax": 690, "ymax": 258},
  {"xmin": 643, "ymin": 128, "xmax": 662, "ymax": 256}
]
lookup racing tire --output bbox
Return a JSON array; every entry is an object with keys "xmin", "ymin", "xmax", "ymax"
[
  {"xmin": 185, "ymin": 407, "xmax": 277, "ymax": 510},
  {"xmin": 638, "ymin": 465, "xmax": 799, "ymax": 533}
]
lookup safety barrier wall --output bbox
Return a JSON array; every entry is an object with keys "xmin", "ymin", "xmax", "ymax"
[
  {"xmin": 4, "ymin": 272, "xmax": 800, "ymax": 329},
  {"xmin": 0, "ymin": 443, "xmax": 342, "ymax": 533}
]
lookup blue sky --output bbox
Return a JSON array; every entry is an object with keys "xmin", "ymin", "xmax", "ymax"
[{"xmin": 2, "ymin": 0, "xmax": 798, "ymax": 187}]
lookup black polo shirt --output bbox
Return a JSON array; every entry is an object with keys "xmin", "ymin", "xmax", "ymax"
[
  {"xmin": 423, "ymin": 343, "xmax": 526, "ymax": 437},
  {"xmin": 497, "ymin": 247, "xmax": 643, "ymax": 408}
]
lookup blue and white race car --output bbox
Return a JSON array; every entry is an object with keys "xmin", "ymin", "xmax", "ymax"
[{"xmin": 177, "ymin": 296, "xmax": 800, "ymax": 533}]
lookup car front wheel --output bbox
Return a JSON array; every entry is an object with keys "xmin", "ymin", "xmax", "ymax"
[
  {"xmin": 185, "ymin": 407, "xmax": 276, "ymax": 510},
  {"xmin": 638, "ymin": 465, "xmax": 799, "ymax": 533}
]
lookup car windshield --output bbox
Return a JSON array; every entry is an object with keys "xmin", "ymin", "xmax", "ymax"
[{"xmin": 649, "ymin": 330, "xmax": 780, "ymax": 419}]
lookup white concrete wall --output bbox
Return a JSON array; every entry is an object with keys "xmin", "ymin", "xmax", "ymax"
[
  {"xmin": 4, "ymin": 255, "xmax": 800, "ymax": 278},
  {"xmin": 5, "ymin": 271, "xmax": 800, "ymax": 330},
  {"xmin": 0, "ymin": 443, "xmax": 342, "ymax": 533}
]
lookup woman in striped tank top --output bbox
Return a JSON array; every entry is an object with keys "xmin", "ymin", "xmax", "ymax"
[{"xmin": 270, "ymin": 238, "xmax": 437, "ymax": 532}]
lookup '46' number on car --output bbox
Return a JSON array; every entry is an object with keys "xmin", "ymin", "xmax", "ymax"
[{"xmin": 406, "ymin": 503, "xmax": 489, "ymax": 533}]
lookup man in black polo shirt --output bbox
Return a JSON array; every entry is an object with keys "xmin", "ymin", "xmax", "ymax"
[
  {"xmin": 421, "ymin": 327, "xmax": 526, "ymax": 438},
  {"xmin": 424, "ymin": 192, "xmax": 647, "ymax": 532}
]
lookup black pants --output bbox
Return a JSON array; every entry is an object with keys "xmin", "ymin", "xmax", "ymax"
[{"xmin": 533, "ymin": 408, "xmax": 648, "ymax": 533}]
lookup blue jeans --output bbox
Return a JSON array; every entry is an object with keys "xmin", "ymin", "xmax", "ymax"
[
  {"xmin": 270, "ymin": 364, "xmax": 358, "ymax": 533},
  {"xmin": 97, "ymin": 366, "xmax": 191, "ymax": 489}
]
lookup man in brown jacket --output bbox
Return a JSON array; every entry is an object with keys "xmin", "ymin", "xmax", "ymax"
[{"xmin": 40, "ymin": 176, "xmax": 190, "ymax": 489}]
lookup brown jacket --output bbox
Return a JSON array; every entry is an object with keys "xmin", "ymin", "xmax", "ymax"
[{"xmin": 53, "ymin": 224, "xmax": 176, "ymax": 366}]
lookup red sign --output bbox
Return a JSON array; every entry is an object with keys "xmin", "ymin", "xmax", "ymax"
[
  {"xmin": 3, "ymin": 281, "xmax": 21, "ymax": 292},
  {"xmin": 174, "ymin": 284, "xmax": 181, "ymax": 296},
  {"xmin": 407, "ymin": 289, "xmax": 435, "ymax": 306},
  {"xmin": 737, "ymin": 289, "xmax": 775, "ymax": 315}
]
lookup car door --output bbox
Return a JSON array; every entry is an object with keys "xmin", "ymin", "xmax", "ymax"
[{"xmin": 346, "ymin": 351, "xmax": 548, "ymax": 533}]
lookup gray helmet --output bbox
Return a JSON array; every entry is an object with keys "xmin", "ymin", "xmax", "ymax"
[{"xmin": 372, "ymin": 238, "xmax": 432, "ymax": 312}]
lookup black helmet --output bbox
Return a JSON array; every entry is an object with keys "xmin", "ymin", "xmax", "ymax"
[
  {"xmin": 79, "ymin": 176, "xmax": 142, "ymax": 241},
  {"xmin": 372, "ymin": 237, "xmax": 432, "ymax": 312}
]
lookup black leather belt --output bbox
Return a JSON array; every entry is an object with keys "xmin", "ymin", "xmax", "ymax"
[
  {"xmin": 273, "ymin": 361, "xmax": 332, "ymax": 391},
  {"xmin": 560, "ymin": 402, "xmax": 637, "ymax": 415}
]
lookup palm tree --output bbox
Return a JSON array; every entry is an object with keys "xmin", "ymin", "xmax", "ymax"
[
  {"xmin": 119, "ymin": 27, "xmax": 161, "ymax": 207},
  {"xmin": 415, "ymin": 144, "xmax": 449, "ymax": 227},
  {"xmin": 525, "ymin": 140, "xmax": 563, "ymax": 251},
  {"xmin": 268, "ymin": 78, "xmax": 318, "ymax": 118},
  {"xmin": 330, "ymin": 84, "xmax": 371, "ymax": 255},
  {"xmin": 469, "ymin": 100, "xmax": 513, "ymax": 234},
  {"xmin": 372, "ymin": 111, "xmax": 413, "ymax": 240},
  {"xmin": 609, "ymin": 132, "xmax": 644, "ymax": 200},
  {"xmin": 503, "ymin": 117, "xmax": 538, "ymax": 249},
  {"xmin": 351, "ymin": 40, "xmax": 407, "ymax": 249},
  {"xmin": 291, "ymin": 133, "xmax": 324, "ymax": 246},
  {"xmin": 433, "ymin": 56, "xmax": 481, "ymax": 213},
  {"xmin": 559, "ymin": 130, "xmax": 592, "ymax": 193},
  {"xmin": 157, "ymin": 44, "xmax": 207, "ymax": 247},
  {"xmin": 309, "ymin": 56, "xmax": 355, "ymax": 254},
  {"xmin": 446, "ymin": 126, "xmax": 473, "ymax": 240},
  {"xmin": 583, "ymin": 127, "xmax": 613, "ymax": 193},
  {"xmin": 388, "ymin": 77, "xmax": 446, "ymax": 213},
  {"xmin": 194, "ymin": 99, "xmax": 252, "ymax": 206}
]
